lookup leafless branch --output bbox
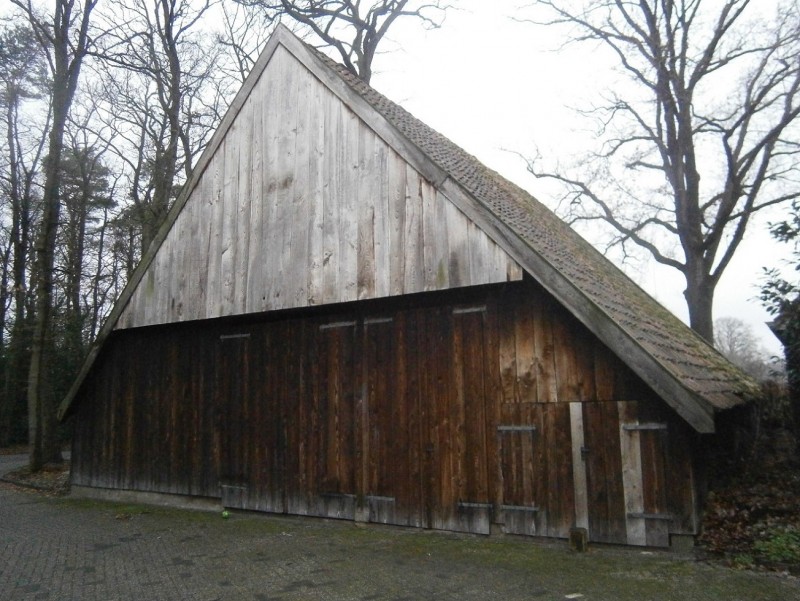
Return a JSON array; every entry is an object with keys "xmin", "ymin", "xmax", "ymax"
[
  {"xmin": 234, "ymin": 0, "xmax": 451, "ymax": 82},
  {"xmin": 517, "ymin": 0, "xmax": 800, "ymax": 341}
]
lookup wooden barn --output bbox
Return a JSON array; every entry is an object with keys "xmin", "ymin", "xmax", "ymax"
[{"xmin": 60, "ymin": 25, "xmax": 758, "ymax": 548}]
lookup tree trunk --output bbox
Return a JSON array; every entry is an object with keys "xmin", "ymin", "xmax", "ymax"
[
  {"xmin": 0, "ymin": 191, "xmax": 11, "ymax": 446},
  {"xmin": 22, "ymin": 0, "xmax": 96, "ymax": 471},
  {"xmin": 64, "ymin": 162, "xmax": 88, "ymax": 360},
  {"xmin": 27, "ymin": 106, "xmax": 67, "ymax": 470},
  {"xmin": 684, "ymin": 267, "xmax": 715, "ymax": 345}
]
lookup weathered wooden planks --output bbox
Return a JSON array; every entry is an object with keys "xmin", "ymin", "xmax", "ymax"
[
  {"xmin": 363, "ymin": 316, "xmax": 424, "ymax": 526},
  {"xmin": 570, "ymin": 402, "xmax": 590, "ymax": 531},
  {"xmin": 619, "ymin": 401, "xmax": 648, "ymax": 546},
  {"xmin": 74, "ymin": 279, "xmax": 701, "ymax": 547},
  {"xmin": 117, "ymin": 46, "xmax": 522, "ymax": 331}
]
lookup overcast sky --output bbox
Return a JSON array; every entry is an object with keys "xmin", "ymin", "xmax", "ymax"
[
  {"xmin": 1, "ymin": 0, "xmax": 787, "ymax": 355},
  {"xmin": 366, "ymin": 0, "xmax": 787, "ymax": 355}
]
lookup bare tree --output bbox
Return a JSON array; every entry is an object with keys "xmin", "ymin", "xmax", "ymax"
[
  {"xmin": 521, "ymin": 0, "xmax": 800, "ymax": 343},
  {"xmin": 92, "ymin": 0, "xmax": 221, "ymax": 253},
  {"xmin": 714, "ymin": 317, "xmax": 777, "ymax": 380},
  {"xmin": 217, "ymin": 1, "xmax": 277, "ymax": 83},
  {"xmin": 10, "ymin": 0, "xmax": 99, "ymax": 470},
  {"xmin": 236, "ymin": 0, "xmax": 449, "ymax": 83}
]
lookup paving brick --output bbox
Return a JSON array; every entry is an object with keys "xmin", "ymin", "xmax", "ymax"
[{"xmin": 1, "ymin": 455, "xmax": 799, "ymax": 600}]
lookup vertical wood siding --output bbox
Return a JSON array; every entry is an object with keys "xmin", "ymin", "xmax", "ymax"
[
  {"xmin": 117, "ymin": 46, "xmax": 522, "ymax": 331},
  {"xmin": 73, "ymin": 278, "xmax": 699, "ymax": 546}
]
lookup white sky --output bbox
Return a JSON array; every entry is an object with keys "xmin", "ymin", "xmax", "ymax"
[{"xmin": 368, "ymin": 0, "xmax": 788, "ymax": 356}]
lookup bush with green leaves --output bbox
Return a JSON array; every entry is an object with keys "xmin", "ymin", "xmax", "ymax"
[{"xmin": 753, "ymin": 527, "xmax": 800, "ymax": 563}]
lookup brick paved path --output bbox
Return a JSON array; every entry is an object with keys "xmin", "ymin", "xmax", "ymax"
[{"xmin": 1, "ymin": 458, "xmax": 798, "ymax": 601}]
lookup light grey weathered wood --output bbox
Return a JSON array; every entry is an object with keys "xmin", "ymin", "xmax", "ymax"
[
  {"xmin": 619, "ymin": 402, "xmax": 647, "ymax": 546},
  {"xmin": 570, "ymin": 403, "xmax": 589, "ymax": 531}
]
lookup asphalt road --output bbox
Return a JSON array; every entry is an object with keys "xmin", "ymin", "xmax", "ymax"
[{"xmin": 1, "ymin": 457, "xmax": 798, "ymax": 601}]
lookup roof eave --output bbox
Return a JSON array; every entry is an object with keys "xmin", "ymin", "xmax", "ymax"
[
  {"xmin": 439, "ymin": 177, "xmax": 719, "ymax": 433},
  {"xmin": 58, "ymin": 24, "xmax": 733, "ymax": 435}
]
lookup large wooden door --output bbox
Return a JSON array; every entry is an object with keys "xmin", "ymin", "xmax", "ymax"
[
  {"xmin": 618, "ymin": 402, "xmax": 671, "ymax": 547},
  {"xmin": 362, "ymin": 314, "xmax": 425, "ymax": 527},
  {"xmin": 420, "ymin": 306, "xmax": 493, "ymax": 535},
  {"xmin": 497, "ymin": 421, "xmax": 540, "ymax": 535},
  {"xmin": 495, "ymin": 400, "xmax": 673, "ymax": 547},
  {"xmin": 576, "ymin": 401, "xmax": 671, "ymax": 547},
  {"xmin": 309, "ymin": 320, "xmax": 359, "ymax": 519},
  {"xmin": 497, "ymin": 402, "xmax": 574, "ymax": 538},
  {"xmin": 217, "ymin": 329, "xmax": 252, "ymax": 509},
  {"xmin": 359, "ymin": 306, "xmax": 493, "ymax": 534},
  {"xmin": 579, "ymin": 400, "xmax": 628, "ymax": 544},
  {"xmin": 253, "ymin": 322, "xmax": 290, "ymax": 514},
  {"xmin": 218, "ymin": 324, "xmax": 290, "ymax": 514}
]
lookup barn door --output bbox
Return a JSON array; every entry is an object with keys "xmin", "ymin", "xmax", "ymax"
[
  {"xmin": 361, "ymin": 315, "xmax": 424, "ymax": 527},
  {"xmin": 497, "ymin": 423, "xmax": 540, "ymax": 535},
  {"xmin": 618, "ymin": 403, "xmax": 671, "ymax": 547},
  {"xmin": 576, "ymin": 401, "xmax": 671, "ymax": 547},
  {"xmin": 424, "ymin": 306, "xmax": 492, "ymax": 535},
  {"xmin": 255, "ymin": 322, "xmax": 290, "ymax": 514},
  {"xmin": 498, "ymin": 403, "xmax": 573, "ymax": 538},
  {"xmin": 217, "ymin": 330, "xmax": 252, "ymax": 509},
  {"xmin": 308, "ymin": 320, "xmax": 358, "ymax": 519}
]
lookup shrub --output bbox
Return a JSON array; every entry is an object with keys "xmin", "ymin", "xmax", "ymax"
[{"xmin": 753, "ymin": 527, "xmax": 800, "ymax": 563}]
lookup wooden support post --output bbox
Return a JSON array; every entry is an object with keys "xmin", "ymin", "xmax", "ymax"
[
  {"xmin": 569, "ymin": 403, "xmax": 589, "ymax": 531},
  {"xmin": 619, "ymin": 402, "xmax": 647, "ymax": 546}
]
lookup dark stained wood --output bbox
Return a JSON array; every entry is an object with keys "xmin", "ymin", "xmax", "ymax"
[
  {"xmin": 453, "ymin": 308, "xmax": 491, "ymax": 534},
  {"xmin": 639, "ymin": 398, "xmax": 700, "ymax": 537},
  {"xmin": 513, "ymin": 291, "xmax": 538, "ymax": 403},
  {"xmin": 497, "ymin": 420, "xmax": 539, "ymax": 535},
  {"xmin": 572, "ymin": 321, "xmax": 597, "ymax": 402},
  {"xmin": 426, "ymin": 306, "xmax": 457, "ymax": 531},
  {"xmin": 257, "ymin": 322, "xmax": 286, "ymax": 512},
  {"xmin": 482, "ymin": 301, "xmax": 503, "ymax": 524},
  {"xmin": 497, "ymin": 294, "xmax": 519, "ymax": 404},
  {"xmin": 552, "ymin": 316, "xmax": 578, "ymax": 402},
  {"xmin": 582, "ymin": 401, "xmax": 606, "ymax": 541},
  {"xmin": 70, "ymin": 278, "xmax": 703, "ymax": 546},
  {"xmin": 364, "ymin": 316, "xmax": 414, "ymax": 525},
  {"xmin": 640, "ymin": 426, "xmax": 669, "ymax": 547},
  {"xmin": 583, "ymin": 400, "xmax": 628, "ymax": 544},
  {"xmin": 532, "ymin": 292, "xmax": 558, "ymax": 403},
  {"xmin": 313, "ymin": 320, "xmax": 358, "ymax": 518},
  {"xmin": 593, "ymin": 345, "xmax": 617, "ymax": 401},
  {"xmin": 283, "ymin": 318, "xmax": 305, "ymax": 515},
  {"xmin": 217, "ymin": 329, "xmax": 251, "ymax": 507},
  {"xmin": 549, "ymin": 402, "xmax": 575, "ymax": 537},
  {"xmin": 203, "ymin": 326, "xmax": 221, "ymax": 497}
]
